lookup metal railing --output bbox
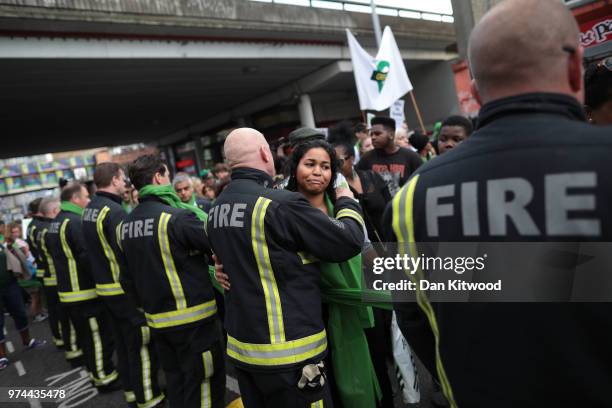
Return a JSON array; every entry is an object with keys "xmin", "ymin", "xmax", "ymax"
[{"xmin": 249, "ymin": 0, "xmax": 454, "ymax": 23}]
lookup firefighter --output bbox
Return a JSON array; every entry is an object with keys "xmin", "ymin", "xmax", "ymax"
[
  {"xmin": 82, "ymin": 162, "xmax": 164, "ymax": 408},
  {"xmin": 45, "ymin": 182, "xmax": 119, "ymax": 389},
  {"xmin": 387, "ymin": 1, "xmax": 612, "ymax": 407},
  {"xmin": 31, "ymin": 197, "xmax": 65, "ymax": 349},
  {"xmin": 38, "ymin": 197, "xmax": 82, "ymax": 365},
  {"xmin": 117, "ymin": 154, "xmax": 224, "ymax": 408},
  {"xmin": 206, "ymin": 128, "xmax": 365, "ymax": 408}
]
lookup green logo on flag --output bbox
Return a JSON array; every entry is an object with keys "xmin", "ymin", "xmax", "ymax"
[{"xmin": 371, "ymin": 60, "xmax": 390, "ymax": 92}]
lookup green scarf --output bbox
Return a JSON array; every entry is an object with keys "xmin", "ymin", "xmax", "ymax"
[
  {"xmin": 188, "ymin": 194, "xmax": 197, "ymax": 207},
  {"xmin": 319, "ymin": 195, "xmax": 382, "ymax": 408},
  {"xmin": 139, "ymin": 185, "xmax": 207, "ymax": 221},
  {"xmin": 138, "ymin": 184, "xmax": 223, "ymax": 292},
  {"xmin": 60, "ymin": 201, "xmax": 84, "ymax": 216}
]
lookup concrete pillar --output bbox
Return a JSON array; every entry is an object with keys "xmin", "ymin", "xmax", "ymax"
[
  {"xmin": 451, "ymin": 0, "xmax": 475, "ymax": 59},
  {"xmin": 298, "ymin": 94, "xmax": 316, "ymax": 128}
]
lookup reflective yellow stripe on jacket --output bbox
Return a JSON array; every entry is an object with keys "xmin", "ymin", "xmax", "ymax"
[
  {"xmin": 40, "ymin": 229, "xmax": 57, "ymax": 287},
  {"xmin": 391, "ymin": 175, "xmax": 457, "ymax": 408},
  {"xmin": 336, "ymin": 208, "xmax": 365, "ymax": 227},
  {"xmin": 158, "ymin": 213, "xmax": 187, "ymax": 310},
  {"xmin": 59, "ymin": 289, "xmax": 98, "ymax": 303},
  {"xmin": 227, "ymin": 329, "xmax": 327, "ymax": 366},
  {"xmin": 96, "ymin": 206, "xmax": 121, "ymax": 282},
  {"xmin": 59, "ymin": 219, "xmax": 79, "ymax": 291},
  {"xmin": 145, "ymin": 299, "xmax": 217, "ymax": 329},
  {"xmin": 252, "ymin": 197, "xmax": 285, "ymax": 344},
  {"xmin": 96, "ymin": 283, "xmax": 124, "ymax": 297}
]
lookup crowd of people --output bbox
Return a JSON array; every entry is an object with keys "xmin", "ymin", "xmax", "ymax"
[{"xmin": 1, "ymin": 0, "xmax": 612, "ymax": 407}]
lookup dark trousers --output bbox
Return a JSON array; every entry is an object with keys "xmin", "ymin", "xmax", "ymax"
[
  {"xmin": 235, "ymin": 364, "xmax": 333, "ymax": 408},
  {"xmin": 43, "ymin": 284, "xmax": 66, "ymax": 347},
  {"xmin": 109, "ymin": 309, "xmax": 163, "ymax": 407},
  {"xmin": 364, "ymin": 308, "xmax": 394, "ymax": 408},
  {"xmin": 65, "ymin": 300, "xmax": 117, "ymax": 386},
  {"xmin": 152, "ymin": 320, "xmax": 225, "ymax": 408},
  {"xmin": 0, "ymin": 280, "xmax": 29, "ymax": 343}
]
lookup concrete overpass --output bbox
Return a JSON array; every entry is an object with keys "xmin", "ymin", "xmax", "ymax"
[{"xmin": 0, "ymin": 0, "xmax": 459, "ymax": 159}]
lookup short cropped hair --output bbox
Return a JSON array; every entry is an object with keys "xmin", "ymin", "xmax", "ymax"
[
  {"xmin": 93, "ymin": 162, "xmax": 123, "ymax": 188},
  {"xmin": 39, "ymin": 197, "xmax": 60, "ymax": 217},
  {"xmin": 28, "ymin": 197, "xmax": 43, "ymax": 215},
  {"xmin": 172, "ymin": 172, "xmax": 192, "ymax": 188},
  {"xmin": 442, "ymin": 115, "xmax": 474, "ymax": 136},
  {"xmin": 128, "ymin": 155, "xmax": 167, "ymax": 191},
  {"xmin": 371, "ymin": 117, "xmax": 396, "ymax": 134},
  {"xmin": 60, "ymin": 182, "xmax": 85, "ymax": 202}
]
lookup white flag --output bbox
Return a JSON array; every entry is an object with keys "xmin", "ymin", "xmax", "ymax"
[{"xmin": 347, "ymin": 26, "xmax": 413, "ymax": 111}]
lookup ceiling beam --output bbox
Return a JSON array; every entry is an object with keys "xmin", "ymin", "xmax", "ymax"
[
  {"xmin": 157, "ymin": 60, "xmax": 354, "ymax": 146},
  {"xmin": 0, "ymin": 36, "xmax": 456, "ymax": 61}
]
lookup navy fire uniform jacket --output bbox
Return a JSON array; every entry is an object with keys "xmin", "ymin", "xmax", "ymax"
[
  {"xmin": 206, "ymin": 167, "xmax": 365, "ymax": 371},
  {"xmin": 46, "ymin": 210, "xmax": 97, "ymax": 304},
  {"xmin": 116, "ymin": 194, "xmax": 217, "ymax": 331},
  {"xmin": 386, "ymin": 93, "xmax": 612, "ymax": 408}
]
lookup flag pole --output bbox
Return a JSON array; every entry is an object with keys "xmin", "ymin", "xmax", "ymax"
[
  {"xmin": 369, "ymin": 1, "xmax": 427, "ymax": 134},
  {"xmin": 410, "ymin": 91, "xmax": 427, "ymax": 134},
  {"xmin": 360, "ymin": 110, "xmax": 367, "ymax": 124}
]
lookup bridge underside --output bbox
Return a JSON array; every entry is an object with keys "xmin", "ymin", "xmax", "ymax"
[{"xmin": 0, "ymin": 34, "xmax": 456, "ymax": 158}]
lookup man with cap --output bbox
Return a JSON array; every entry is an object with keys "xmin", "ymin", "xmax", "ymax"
[{"xmin": 357, "ymin": 117, "xmax": 422, "ymax": 197}]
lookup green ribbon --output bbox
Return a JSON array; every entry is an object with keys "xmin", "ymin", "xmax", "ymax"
[
  {"xmin": 319, "ymin": 194, "xmax": 382, "ymax": 408},
  {"xmin": 138, "ymin": 184, "xmax": 223, "ymax": 292},
  {"xmin": 60, "ymin": 201, "xmax": 84, "ymax": 216}
]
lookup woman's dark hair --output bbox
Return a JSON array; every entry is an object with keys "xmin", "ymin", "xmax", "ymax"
[
  {"xmin": 409, "ymin": 131, "xmax": 429, "ymax": 152},
  {"xmin": 328, "ymin": 120, "xmax": 357, "ymax": 145},
  {"xmin": 332, "ymin": 141, "xmax": 355, "ymax": 160},
  {"xmin": 286, "ymin": 139, "xmax": 339, "ymax": 202}
]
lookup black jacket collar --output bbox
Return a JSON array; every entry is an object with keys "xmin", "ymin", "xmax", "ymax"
[
  {"xmin": 231, "ymin": 167, "xmax": 274, "ymax": 188},
  {"xmin": 477, "ymin": 93, "xmax": 586, "ymax": 129},
  {"xmin": 96, "ymin": 191, "xmax": 122, "ymax": 204}
]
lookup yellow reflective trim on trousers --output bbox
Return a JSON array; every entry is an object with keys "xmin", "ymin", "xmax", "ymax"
[
  {"xmin": 201, "ymin": 350, "xmax": 213, "ymax": 408},
  {"xmin": 65, "ymin": 321, "xmax": 82, "ymax": 359},
  {"xmin": 227, "ymin": 329, "xmax": 327, "ymax": 366},
  {"xmin": 44, "ymin": 277, "xmax": 58, "ymax": 286},
  {"xmin": 140, "ymin": 326, "xmax": 153, "ymax": 401},
  {"xmin": 40, "ymin": 230, "xmax": 57, "ymax": 283},
  {"xmin": 124, "ymin": 391, "xmax": 136, "ymax": 403},
  {"xmin": 88, "ymin": 317, "xmax": 105, "ymax": 380},
  {"xmin": 311, "ymin": 400, "xmax": 323, "ymax": 408},
  {"xmin": 138, "ymin": 394, "xmax": 165, "ymax": 408},
  {"xmin": 59, "ymin": 289, "xmax": 98, "ymax": 303},
  {"xmin": 90, "ymin": 370, "xmax": 119, "ymax": 386},
  {"xmin": 252, "ymin": 197, "xmax": 285, "ymax": 344},
  {"xmin": 297, "ymin": 251, "xmax": 319, "ymax": 265},
  {"xmin": 392, "ymin": 175, "xmax": 457, "ymax": 408},
  {"xmin": 95, "ymin": 283, "xmax": 124, "ymax": 296},
  {"xmin": 158, "ymin": 213, "xmax": 187, "ymax": 310},
  {"xmin": 96, "ymin": 206, "xmax": 121, "ymax": 282},
  {"xmin": 144, "ymin": 299, "xmax": 217, "ymax": 329},
  {"xmin": 336, "ymin": 208, "xmax": 365, "ymax": 227},
  {"xmin": 59, "ymin": 219, "xmax": 79, "ymax": 291}
]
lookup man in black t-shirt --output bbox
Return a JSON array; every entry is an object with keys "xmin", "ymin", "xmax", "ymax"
[{"xmin": 357, "ymin": 116, "xmax": 422, "ymax": 196}]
